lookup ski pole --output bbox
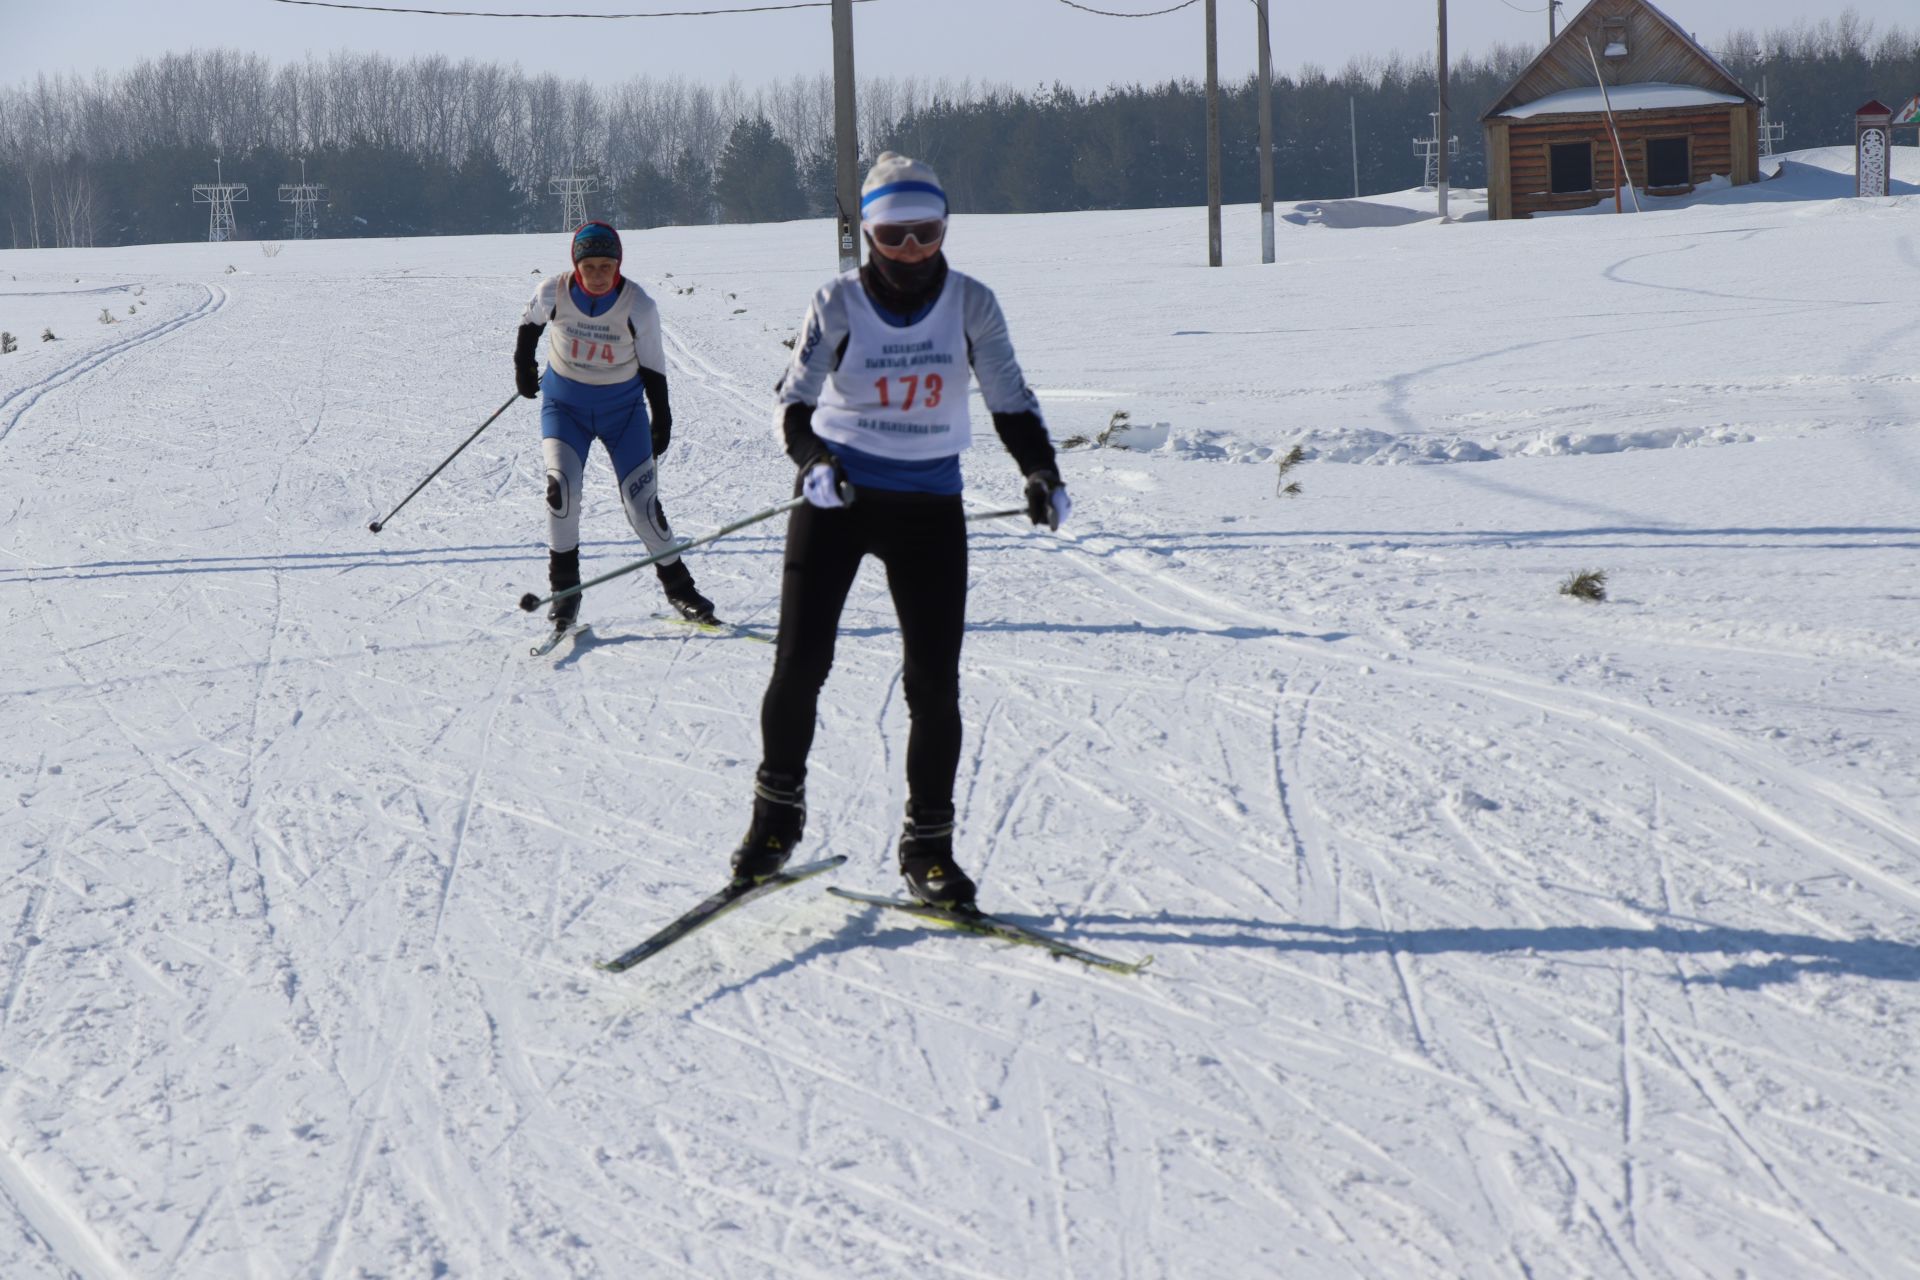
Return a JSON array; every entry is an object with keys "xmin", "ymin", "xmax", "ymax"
[
  {"xmin": 518, "ymin": 491, "xmax": 828, "ymax": 614},
  {"xmin": 965, "ymin": 506, "xmax": 1028, "ymax": 522},
  {"xmin": 368, "ymin": 393, "xmax": 518, "ymax": 533}
]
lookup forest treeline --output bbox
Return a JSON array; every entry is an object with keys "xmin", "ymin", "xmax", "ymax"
[{"xmin": 2, "ymin": 10, "xmax": 1915, "ymax": 249}]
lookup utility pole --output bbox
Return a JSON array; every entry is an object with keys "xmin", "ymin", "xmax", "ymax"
[
  {"xmin": 1205, "ymin": 0, "xmax": 1222, "ymax": 267},
  {"xmin": 832, "ymin": 0, "xmax": 859, "ymax": 272},
  {"xmin": 1256, "ymin": 0, "xmax": 1275, "ymax": 264},
  {"xmin": 1436, "ymin": 0, "xmax": 1450, "ymax": 222},
  {"xmin": 1351, "ymin": 97, "xmax": 1360, "ymax": 197}
]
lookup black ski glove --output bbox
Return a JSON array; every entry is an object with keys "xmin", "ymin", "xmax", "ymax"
[
  {"xmin": 1024, "ymin": 468, "xmax": 1070, "ymax": 531},
  {"xmin": 514, "ymin": 322, "xmax": 543, "ymax": 399},
  {"xmin": 640, "ymin": 367, "xmax": 673, "ymax": 457}
]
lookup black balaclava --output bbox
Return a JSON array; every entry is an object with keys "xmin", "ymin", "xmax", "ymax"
[{"xmin": 862, "ymin": 246, "xmax": 949, "ymax": 319}]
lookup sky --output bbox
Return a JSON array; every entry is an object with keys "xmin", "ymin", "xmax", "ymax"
[{"xmin": 1, "ymin": 0, "xmax": 1913, "ymax": 92}]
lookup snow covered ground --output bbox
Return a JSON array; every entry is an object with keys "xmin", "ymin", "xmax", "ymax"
[{"xmin": 3, "ymin": 147, "xmax": 1919, "ymax": 1279}]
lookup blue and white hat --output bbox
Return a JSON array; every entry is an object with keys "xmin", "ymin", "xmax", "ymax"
[
  {"xmin": 571, "ymin": 221, "xmax": 622, "ymax": 264},
  {"xmin": 860, "ymin": 152, "xmax": 948, "ymax": 225}
]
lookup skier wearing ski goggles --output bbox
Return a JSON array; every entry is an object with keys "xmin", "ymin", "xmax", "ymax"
[
  {"xmin": 727, "ymin": 152, "xmax": 1071, "ymax": 910},
  {"xmin": 866, "ymin": 217, "xmax": 946, "ymax": 250}
]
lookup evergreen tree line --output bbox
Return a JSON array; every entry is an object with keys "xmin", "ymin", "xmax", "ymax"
[{"xmin": 2, "ymin": 11, "xmax": 1914, "ymax": 249}]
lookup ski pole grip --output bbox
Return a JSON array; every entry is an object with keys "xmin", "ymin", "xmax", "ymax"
[{"xmin": 836, "ymin": 478, "xmax": 857, "ymax": 507}]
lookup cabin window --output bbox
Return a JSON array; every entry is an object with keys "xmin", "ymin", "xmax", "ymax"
[
  {"xmin": 1645, "ymin": 136, "xmax": 1690, "ymax": 188},
  {"xmin": 1602, "ymin": 18, "xmax": 1628, "ymax": 57},
  {"xmin": 1550, "ymin": 142, "xmax": 1594, "ymax": 194}
]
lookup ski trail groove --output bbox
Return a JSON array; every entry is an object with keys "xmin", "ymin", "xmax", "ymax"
[
  {"xmin": 430, "ymin": 648, "xmax": 517, "ymax": 952},
  {"xmin": 0, "ymin": 283, "xmax": 227, "ymax": 443}
]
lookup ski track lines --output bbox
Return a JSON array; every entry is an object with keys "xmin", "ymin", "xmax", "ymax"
[
  {"xmin": 0, "ymin": 1138, "xmax": 133, "ymax": 1280},
  {"xmin": 0, "ymin": 283, "xmax": 227, "ymax": 443},
  {"xmin": 1031, "ymin": 526, "xmax": 1917, "ymax": 1269}
]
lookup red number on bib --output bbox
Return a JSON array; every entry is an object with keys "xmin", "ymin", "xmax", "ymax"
[{"xmin": 876, "ymin": 374, "xmax": 943, "ymax": 411}]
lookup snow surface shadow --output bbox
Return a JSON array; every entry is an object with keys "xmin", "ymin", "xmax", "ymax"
[
  {"xmin": 679, "ymin": 909, "xmax": 929, "ymax": 1015},
  {"xmin": 1067, "ymin": 914, "xmax": 1920, "ymax": 989},
  {"xmin": 837, "ymin": 619, "xmax": 1351, "ymax": 644},
  {"xmin": 1, "ymin": 541, "xmax": 546, "ymax": 584},
  {"xmin": 1076, "ymin": 526, "xmax": 1920, "ymax": 554}
]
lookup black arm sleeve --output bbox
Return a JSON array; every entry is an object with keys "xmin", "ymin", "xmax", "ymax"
[
  {"xmin": 638, "ymin": 367, "xmax": 672, "ymax": 433},
  {"xmin": 991, "ymin": 410, "xmax": 1058, "ymax": 478},
  {"xmin": 514, "ymin": 322, "xmax": 543, "ymax": 366},
  {"xmin": 779, "ymin": 402, "xmax": 835, "ymax": 470}
]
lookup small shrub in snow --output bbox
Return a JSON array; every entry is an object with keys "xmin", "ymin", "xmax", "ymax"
[
  {"xmin": 1560, "ymin": 569, "xmax": 1608, "ymax": 602},
  {"xmin": 1059, "ymin": 433, "xmax": 1091, "ymax": 449},
  {"xmin": 260, "ymin": 241, "xmax": 284, "ymax": 258},
  {"xmin": 41, "ymin": 328, "xmax": 57, "ymax": 341},
  {"xmin": 1094, "ymin": 410, "xmax": 1129, "ymax": 447},
  {"xmin": 225, "ymin": 264, "xmax": 237, "ymax": 274},
  {"xmin": 1273, "ymin": 444, "xmax": 1305, "ymax": 497},
  {"xmin": 0, "ymin": 332, "xmax": 16, "ymax": 354},
  {"xmin": 98, "ymin": 308, "xmax": 117, "ymax": 324}
]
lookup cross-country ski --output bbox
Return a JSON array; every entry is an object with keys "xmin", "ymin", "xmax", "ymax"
[
  {"xmin": 827, "ymin": 887, "xmax": 1151, "ymax": 974},
  {"xmin": 598, "ymin": 856, "xmax": 847, "ymax": 973}
]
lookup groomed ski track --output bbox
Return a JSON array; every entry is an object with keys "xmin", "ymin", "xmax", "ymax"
[{"xmin": 3, "ymin": 159, "xmax": 1920, "ymax": 1278}]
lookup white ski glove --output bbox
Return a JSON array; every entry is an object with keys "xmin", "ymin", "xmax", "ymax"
[{"xmin": 802, "ymin": 462, "xmax": 849, "ymax": 509}]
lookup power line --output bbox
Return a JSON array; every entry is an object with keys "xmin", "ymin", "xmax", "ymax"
[
  {"xmin": 268, "ymin": 0, "xmax": 872, "ymax": 17},
  {"xmin": 1054, "ymin": 0, "xmax": 1200, "ymax": 17}
]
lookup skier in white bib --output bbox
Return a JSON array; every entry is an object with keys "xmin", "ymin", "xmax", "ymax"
[
  {"xmin": 513, "ymin": 221, "xmax": 714, "ymax": 637},
  {"xmin": 729, "ymin": 153, "xmax": 1071, "ymax": 907}
]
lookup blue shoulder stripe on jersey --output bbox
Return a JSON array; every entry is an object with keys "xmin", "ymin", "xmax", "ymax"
[{"xmin": 860, "ymin": 180, "xmax": 948, "ymax": 211}]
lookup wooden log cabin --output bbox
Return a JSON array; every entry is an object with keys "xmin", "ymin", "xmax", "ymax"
[{"xmin": 1481, "ymin": 0, "xmax": 1762, "ymax": 220}]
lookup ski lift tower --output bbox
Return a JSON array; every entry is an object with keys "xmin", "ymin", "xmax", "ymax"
[
  {"xmin": 550, "ymin": 176, "xmax": 598, "ymax": 231},
  {"xmin": 1413, "ymin": 113, "xmax": 1460, "ymax": 189},
  {"xmin": 192, "ymin": 159, "xmax": 250, "ymax": 243},
  {"xmin": 278, "ymin": 159, "xmax": 328, "ymax": 239}
]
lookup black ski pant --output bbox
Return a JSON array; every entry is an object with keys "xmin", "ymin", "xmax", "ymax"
[{"xmin": 759, "ymin": 491, "xmax": 967, "ymax": 813}]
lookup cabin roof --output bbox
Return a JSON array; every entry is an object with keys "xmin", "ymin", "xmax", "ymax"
[{"xmin": 1482, "ymin": 0, "xmax": 1759, "ymax": 123}]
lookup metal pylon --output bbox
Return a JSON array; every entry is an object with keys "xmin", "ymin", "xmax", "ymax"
[
  {"xmin": 550, "ymin": 177, "xmax": 599, "ymax": 231},
  {"xmin": 192, "ymin": 159, "xmax": 250, "ymax": 243}
]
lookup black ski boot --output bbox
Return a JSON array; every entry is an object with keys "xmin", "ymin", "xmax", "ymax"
[
  {"xmin": 731, "ymin": 771, "xmax": 805, "ymax": 882},
  {"xmin": 898, "ymin": 804, "xmax": 976, "ymax": 908},
  {"xmin": 657, "ymin": 557, "xmax": 716, "ymax": 624},
  {"xmin": 548, "ymin": 548, "xmax": 582, "ymax": 631}
]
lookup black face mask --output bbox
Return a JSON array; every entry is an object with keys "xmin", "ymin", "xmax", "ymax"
[{"xmin": 863, "ymin": 248, "xmax": 948, "ymax": 316}]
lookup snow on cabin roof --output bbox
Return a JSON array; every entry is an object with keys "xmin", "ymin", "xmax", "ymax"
[{"xmin": 1499, "ymin": 82, "xmax": 1747, "ymax": 119}]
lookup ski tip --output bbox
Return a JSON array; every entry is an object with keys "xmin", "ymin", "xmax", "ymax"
[{"xmin": 518, "ymin": 592, "xmax": 541, "ymax": 612}]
